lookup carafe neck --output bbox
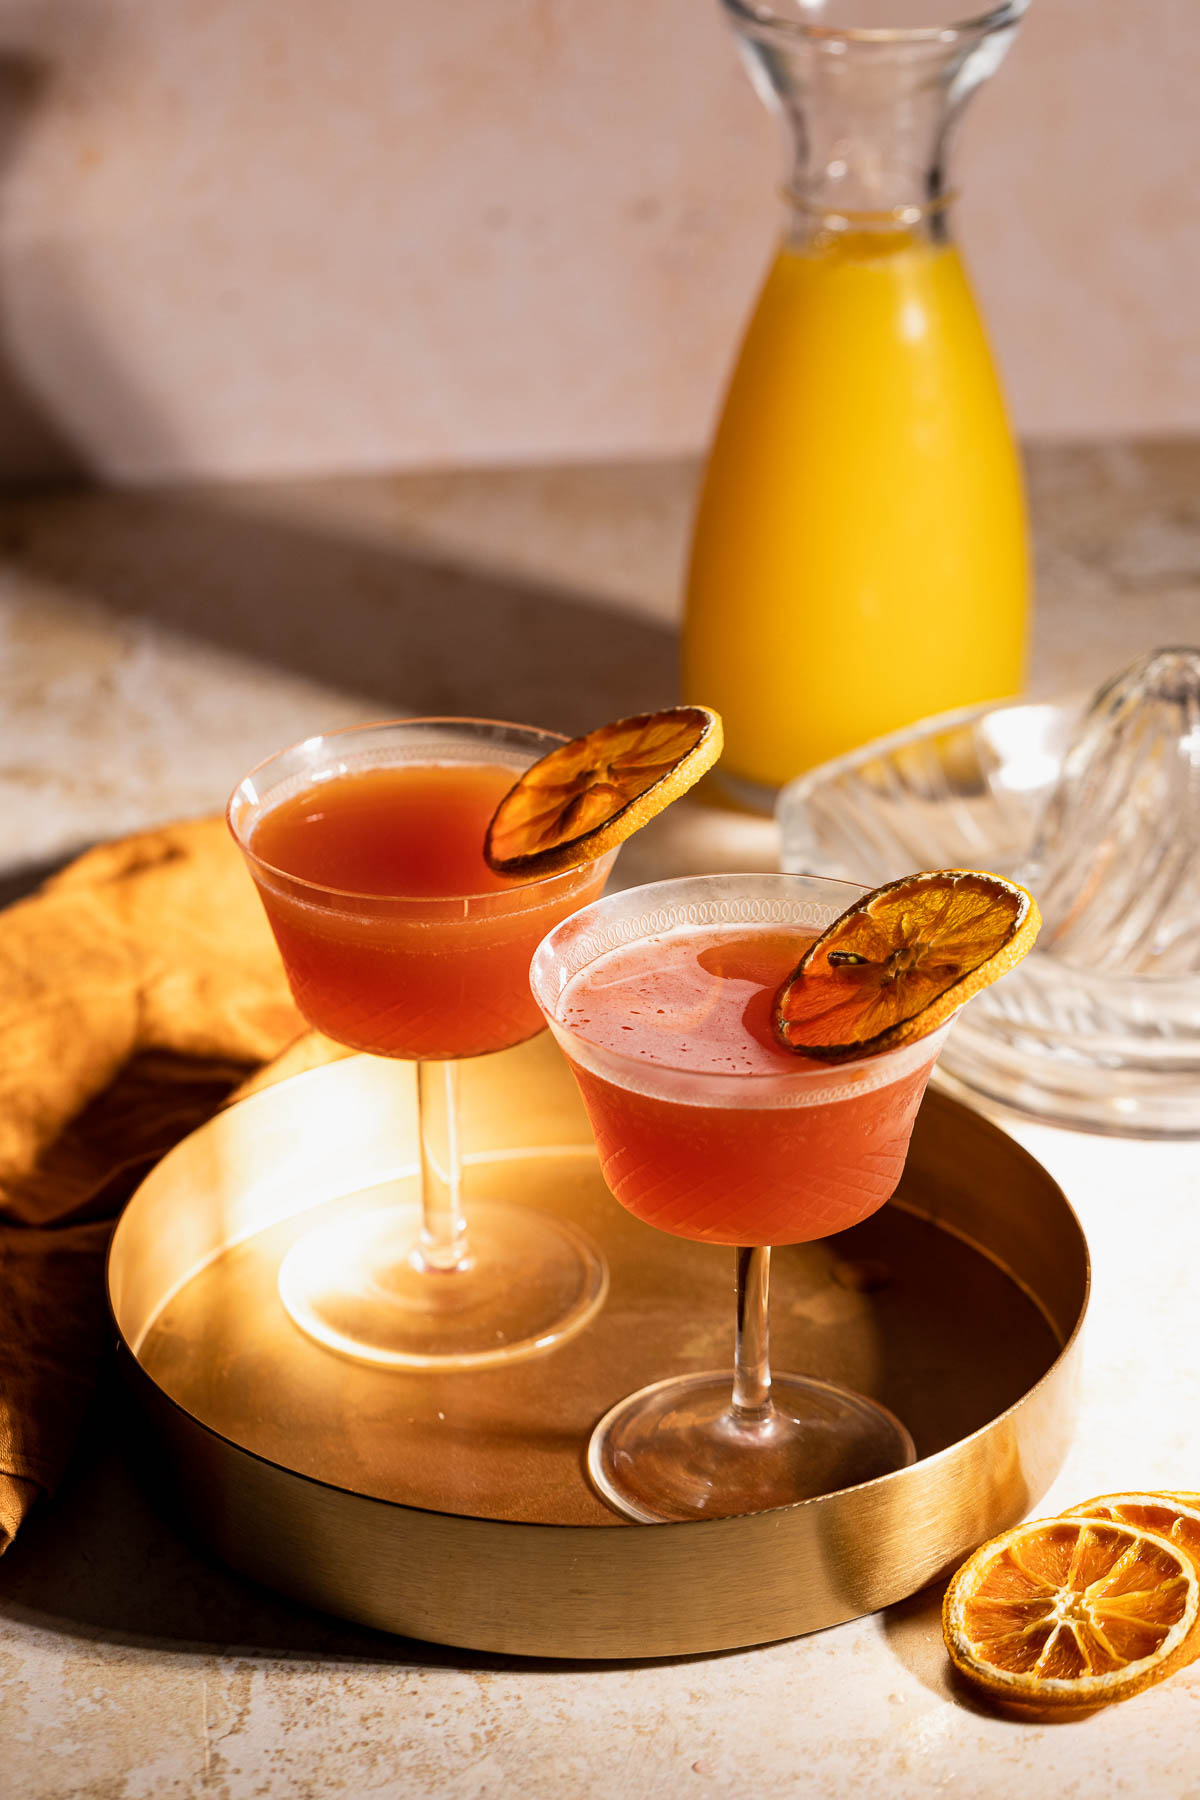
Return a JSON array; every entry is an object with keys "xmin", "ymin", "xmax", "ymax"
[{"xmin": 724, "ymin": 0, "xmax": 1027, "ymax": 246}]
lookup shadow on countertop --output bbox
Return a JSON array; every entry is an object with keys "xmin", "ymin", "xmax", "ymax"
[
  {"xmin": 0, "ymin": 1369, "xmax": 738, "ymax": 1675},
  {"xmin": 0, "ymin": 482, "xmax": 680, "ymax": 739},
  {"xmin": 0, "ymin": 855, "xmax": 74, "ymax": 908},
  {"xmin": 0, "ymin": 1385, "xmax": 406, "ymax": 1667}
]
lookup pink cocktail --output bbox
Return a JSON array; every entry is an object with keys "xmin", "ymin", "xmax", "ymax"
[
  {"xmin": 532, "ymin": 873, "xmax": 949, "ymax": 1523},
  {"xmin": 229, "ymin": 718, "xmax": 615, "ymax": 1371}
]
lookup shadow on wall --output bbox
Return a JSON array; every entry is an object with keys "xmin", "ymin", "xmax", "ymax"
[
  {"xmin": 0, "ymin": 53, "xmax": 92, "ymax": 484},
  {"xmin": 0, "ymin": 4, "xmax": 195, "ymax": 483}
]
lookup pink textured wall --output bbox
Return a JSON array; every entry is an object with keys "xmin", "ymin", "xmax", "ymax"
[{"xmin": 0, "ymin": 0, "xmax": 1194, "ymax": 483}]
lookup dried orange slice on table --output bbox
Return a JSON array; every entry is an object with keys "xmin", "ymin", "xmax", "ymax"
[
  {"xmin": 943, "ymin": 1512, "xmax": 1200, "ymax": 1715},
  {"xmin": 1059, "ymin": 1494, "xmax": 1200, "ymax": 1573},
  {"xmin": 774, "ymin": 869, "xmax": 1040, "ymax": 1060},
  {"xmin": 485, "ymin": 705, "xmax": 723, "ymax": 877}
]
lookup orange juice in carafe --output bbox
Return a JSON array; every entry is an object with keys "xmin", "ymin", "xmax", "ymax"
[
  {"xmin": 683, "ymin": 229, "xmax": 1028, "ymax": 792},
  {"xmin": 682, "ymin": 0, "xmax": 1032, "ymax": 801}
]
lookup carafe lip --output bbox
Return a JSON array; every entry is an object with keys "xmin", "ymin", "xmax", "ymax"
[{"xmin": 722, "ymin": 0, "xmax": 1029, "ymax": 46}]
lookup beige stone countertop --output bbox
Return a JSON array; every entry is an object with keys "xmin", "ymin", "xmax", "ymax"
[{"xmin": 2, "ymin": 442, "xmax": 1200, "ymax": 1796}]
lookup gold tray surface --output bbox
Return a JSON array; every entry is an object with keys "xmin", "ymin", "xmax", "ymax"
[{"xmin": 109, "ymin": 1036, "xmax": 1089, "ymax": 1658}]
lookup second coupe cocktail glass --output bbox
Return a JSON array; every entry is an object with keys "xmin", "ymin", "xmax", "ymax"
[
  {"xmin": 532, "ymin": 873, "xmax": 950, "ymax": 1522},
  {"xmin": 229, "ymin": 718, "xmax": 616, "ymax": 1370}
]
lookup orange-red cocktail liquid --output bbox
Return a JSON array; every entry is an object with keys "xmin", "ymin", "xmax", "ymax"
[
  {"xmin": 250, "ymin": 762, "xmax": 607, "ymax": 1060},
  {"xmin": 558, "ymin": 927, "xmax": 936, "ymax": 1246}
]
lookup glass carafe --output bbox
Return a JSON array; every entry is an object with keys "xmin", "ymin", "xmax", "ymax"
[{"xmin": 682, "ymin": 0, "xmax": 1031, "ymax": 806}]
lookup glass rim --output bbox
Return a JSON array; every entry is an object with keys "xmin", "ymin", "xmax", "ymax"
[
  {"xmin": 531, "ymin": 871, "xmax": 953, "ymax": 1088},
  {"xmin": 226, "ymin": 714, "xmax": 604, "ymax": 905},
  {"xmin": 721, "ymin": 0, "xmax": 1029, "ymax": 47}
]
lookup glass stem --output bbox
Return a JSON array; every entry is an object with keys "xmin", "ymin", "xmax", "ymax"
[
  {"xmin": 731, "ymin": 1245, "xmax": 773, "ymax": 1423},
  {"xmin": 413, "ymin": 1059, "xmax": 469, "ymax": 1273}
]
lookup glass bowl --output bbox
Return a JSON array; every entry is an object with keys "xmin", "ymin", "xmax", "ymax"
[{"xmin": 778, "ymin": 686, "xmax": 1200, "ymax": 1138}]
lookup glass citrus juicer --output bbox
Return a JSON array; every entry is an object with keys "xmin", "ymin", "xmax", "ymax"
[
  {"xmin": 682, "ymin": 0, "xmax": 1031, "ymax": 807},
  {"xmin": 532, "ymin": 866, "xmax": 1038, "ymax": 1521},
  {"xmin": 227, "ymin": 709, "xmax": 721, "ymax": 1371}
]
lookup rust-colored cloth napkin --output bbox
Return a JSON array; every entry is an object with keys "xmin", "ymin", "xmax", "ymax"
[{"xmin": 0, "ymin": 816, "xmax": 332, "ymax": 1553}]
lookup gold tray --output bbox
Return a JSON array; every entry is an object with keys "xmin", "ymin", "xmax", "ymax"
[{"xmin": 108, "ymin": 1036, "xmax": 1088, "ymax": 1660}]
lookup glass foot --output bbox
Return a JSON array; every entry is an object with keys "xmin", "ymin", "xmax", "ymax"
[
  {"xmin": 588, "ymin": 1370, "xmax": 915, "ymax": 1523},
  {"xmin": 278, "ymin": 1198, "xmax": 607, "ymax": 1370}
]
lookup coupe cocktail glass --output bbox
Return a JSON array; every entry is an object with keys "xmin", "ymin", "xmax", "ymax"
[
  {"xmin": 531, "ymin": 873, "xmax": 950, "ymax": 1522},
  {"xmin": 229, "ymin": 718, "xmax": 616, "ymax": 1369}
]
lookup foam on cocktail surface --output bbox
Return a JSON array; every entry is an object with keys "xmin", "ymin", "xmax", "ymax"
[{"xmin": 539, "ymin": 901, "xmax": 947, "ymax": 1109}]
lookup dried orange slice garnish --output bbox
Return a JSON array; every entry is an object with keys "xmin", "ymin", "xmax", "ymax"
[
  {"xmin": 484, "ymin": 706, "xmax": 722, "ymax": 877},
  {"xmin": 773, "ymin": 869, "xmax": 1040, "ymax": 1061},
  {"xmin": 942, "ymin": 1514, "xmax": 1200, "ymax": 1715}
]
